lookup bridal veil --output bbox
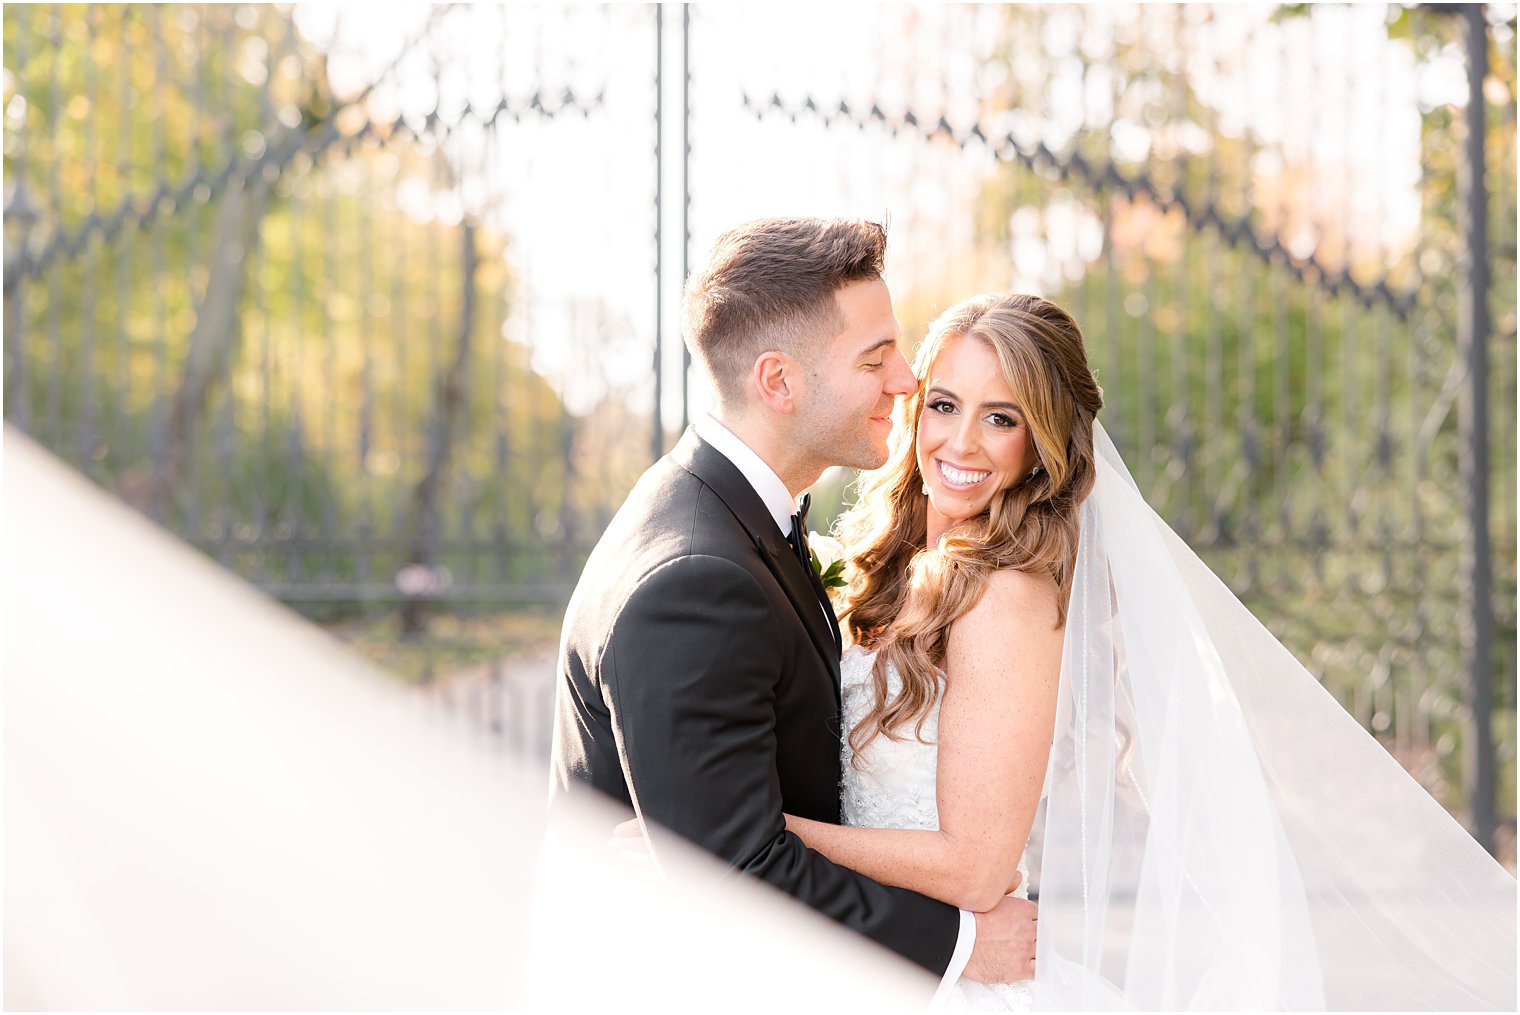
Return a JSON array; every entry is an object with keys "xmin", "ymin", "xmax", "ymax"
[{"xmin": 1032, "ymin": 421, "xmax": 1517, "ymax": 1010}]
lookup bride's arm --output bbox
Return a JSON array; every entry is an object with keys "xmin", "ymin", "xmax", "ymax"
[{"xmin": 787, "ymin": 568, "xmax": 1063, "ymax": 913}]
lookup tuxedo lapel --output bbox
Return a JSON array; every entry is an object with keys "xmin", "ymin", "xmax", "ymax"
[
  {"xmin": 672, "ymin": 429, "xmax": 842, "ymax": 692},
  {"xmin": 757, "ymin": 537, "xmax": 844, "ymax": 691}
]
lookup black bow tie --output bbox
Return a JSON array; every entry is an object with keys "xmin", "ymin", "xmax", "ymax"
[{"xmin": 787, "ymin": 493, "xmax": 812, "ymax": 571}]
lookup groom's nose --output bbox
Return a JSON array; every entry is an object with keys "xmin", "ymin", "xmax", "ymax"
[{"xmin": 882, "ymin": 344, "xmax": 915, "ymax": 396}]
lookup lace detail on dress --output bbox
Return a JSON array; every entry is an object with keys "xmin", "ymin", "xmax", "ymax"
[
  {"xmin": 839, "ymin": 644, "xmax": 944, "ymax": 833},
  {"xmin": 942, "ymin": 980, "xmax": 1036, "ymax": 1011}
]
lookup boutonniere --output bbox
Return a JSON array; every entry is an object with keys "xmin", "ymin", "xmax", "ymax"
[{"xmin": 808, "ymin": 533, "xmax": 847, "ymax": 593}]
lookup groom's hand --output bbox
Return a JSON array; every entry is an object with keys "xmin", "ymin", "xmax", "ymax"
[
  {"xmin": 608, "ymin": 817, "xmax": 645, "ymax": 849},
  {"xmin": 606, "ymin": 817, "xmax": 659, "ymax": 880},
  {"xmin": 962, "ymin": 896, "xmax": 1037, "ymax": 984}
]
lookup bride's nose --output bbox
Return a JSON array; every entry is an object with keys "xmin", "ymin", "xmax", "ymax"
[{"xmin": 949, "ymin": 415, "xmax": 980, "ymax": 457}]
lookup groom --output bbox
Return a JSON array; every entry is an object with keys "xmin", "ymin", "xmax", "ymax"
[{"xmin": 549, "ymin": 218, "xmax": 1036, "ymax": 991}]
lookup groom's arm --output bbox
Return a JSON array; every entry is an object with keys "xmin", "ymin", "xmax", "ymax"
[{"xmin": 600, "ymin": 553, "xmax": 960, "ymax": 976}]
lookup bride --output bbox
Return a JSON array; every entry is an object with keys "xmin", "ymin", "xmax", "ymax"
[{"xmin": 783, "ymin": 293, "xmax": 1517, "ymax": 1010}]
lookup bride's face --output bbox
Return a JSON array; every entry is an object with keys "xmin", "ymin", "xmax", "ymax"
[{"xmin": 916, "ymin": 333, "xmax": 1040, "ymax": 539}]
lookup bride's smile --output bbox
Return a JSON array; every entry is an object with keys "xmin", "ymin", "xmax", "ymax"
[{"xmin": 934, "ymin": 460, "xmax": 991, "ymax": 489}]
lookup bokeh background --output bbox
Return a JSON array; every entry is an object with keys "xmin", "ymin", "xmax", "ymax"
[{"xmin": 4, "ymin": 3, "xmax": 1515, "ymax": 863}]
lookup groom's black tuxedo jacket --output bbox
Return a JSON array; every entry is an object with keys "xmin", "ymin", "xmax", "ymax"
[{"xmin": 550, "ymin": 428, "xmax": 960, "ymax": 975}]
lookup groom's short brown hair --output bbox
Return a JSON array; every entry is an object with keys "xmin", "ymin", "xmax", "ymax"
[{"xmin": 683, "ymin": 217, "xmax": 887, "ymax": 406}]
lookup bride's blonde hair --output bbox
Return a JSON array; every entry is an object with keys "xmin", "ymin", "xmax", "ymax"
[{"xmin": 837, "ymin": 294, "xmax": 1103, "ymax": 756}]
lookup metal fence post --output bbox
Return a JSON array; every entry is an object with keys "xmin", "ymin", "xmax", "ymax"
[
  {"xmin": 1458, "ymin": 3, "xmax": 1495, "ymax": 855},
  {"xmin": 652, "ymin": 3, "xmax": 666, "ymax": 464},
  {"xmin": 680, "ymin": 3, "xmax": 692, "ymax": 434}
]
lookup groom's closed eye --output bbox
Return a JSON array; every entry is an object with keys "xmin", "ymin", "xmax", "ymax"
[{"xmin": 857, "ymin": 337, "xmax": 899, "ymax": 369}]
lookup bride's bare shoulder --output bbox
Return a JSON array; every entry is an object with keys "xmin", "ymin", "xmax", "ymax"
[
  {"xmin": 945, "ymin": 568, "xmax": 1064, "ymax": 690},
  {"xmin": 957, "ymin": 567, "xmax": 1062, "ymax": 637}
]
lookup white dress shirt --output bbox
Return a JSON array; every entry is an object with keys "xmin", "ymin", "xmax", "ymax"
[{"xmin": 692, "ymin": 414, "xmax": 976, "ymax": 1000}]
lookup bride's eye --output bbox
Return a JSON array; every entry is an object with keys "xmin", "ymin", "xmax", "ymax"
[
  {"xmin": 988, "ymin": 412, "xmax": 1017, "ymax": 429},
  {"xmin": 927, "ymin": 399, "xmax": 956, "ymax": 415}
]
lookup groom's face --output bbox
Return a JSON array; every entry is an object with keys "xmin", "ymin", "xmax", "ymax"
[{"xmin": 797, "ymin": 278, "xmax": 916, "ymax": 471}]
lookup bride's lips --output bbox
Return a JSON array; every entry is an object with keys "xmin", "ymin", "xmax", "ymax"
[{"xmin": 935, "ymin": 458, "xmax": 991, "ymax": 491}]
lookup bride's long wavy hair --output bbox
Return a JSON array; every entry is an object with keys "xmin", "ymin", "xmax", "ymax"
[{"xmin": 837, "ymin": 294, "xmax": 1103, "ymax": 756}]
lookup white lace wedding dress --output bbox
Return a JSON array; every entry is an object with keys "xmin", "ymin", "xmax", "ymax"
[{"xmin": 840, "ymin": 644, "xmax": 1037, "ymax": 1012}]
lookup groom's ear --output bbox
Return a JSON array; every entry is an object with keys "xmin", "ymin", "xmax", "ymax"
[{"xmin": 751, "ymin": 351, "xmax": 799, "ymax": 415}]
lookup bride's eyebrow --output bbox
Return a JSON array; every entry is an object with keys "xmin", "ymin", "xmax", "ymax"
[
  {"xmin": 926, "ymin": 385, "xmax": 958, "ymax": 401},
  {"xmin": 981, "ymin": 400, "xmax": 1023, "ymax": 415}
]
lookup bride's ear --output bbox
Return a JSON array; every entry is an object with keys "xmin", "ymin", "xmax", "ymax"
[{"xmin": 751, "ymin": 351, "xmax": 799, "ymax": 414}]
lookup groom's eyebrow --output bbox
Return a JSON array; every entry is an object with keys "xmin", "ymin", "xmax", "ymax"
[{"xmin": 856, "ymin": 337, "xmax": 898, "ymax": 360}]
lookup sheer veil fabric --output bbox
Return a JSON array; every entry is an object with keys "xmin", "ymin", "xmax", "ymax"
[{"xmin": 1032, "ymin": 422, "xmax": 1516, "ymax": 1011}]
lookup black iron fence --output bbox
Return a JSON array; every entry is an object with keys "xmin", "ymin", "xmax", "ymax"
[
  {"xmin": 4, "ymin": 3, "xmax": 1514, "ymax": 853},
  {"xmin": 3, "ymin": 4, "xmax": 657, "ymax": 664}
]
